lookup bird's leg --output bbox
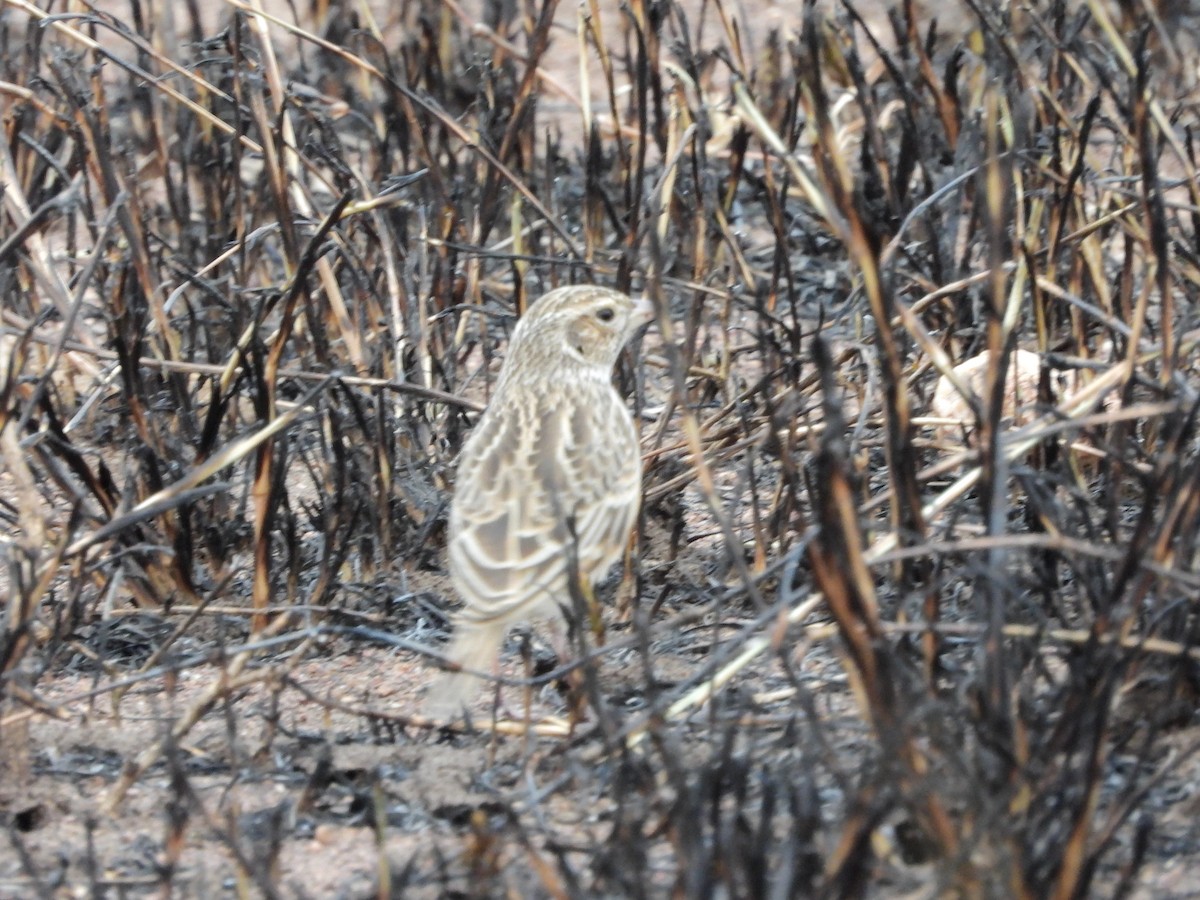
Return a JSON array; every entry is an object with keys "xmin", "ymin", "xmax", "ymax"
[
  {"xmin": 614, "ymin": 532, "xmax": 638, "ymax": 623},
  {"xmin": 559, "ymin": 511, "xmax": 606, "ymax": 647},
  {"xmin": 583, "ymin": 577, "xmax": 606, "ymax": 646},
  {"xmin": 489, "ymin": 630, "xmax": 537, "ymax": 722},
  {"xmin": 515, "ymin": 630, "xmax": 537, "ymax": 723},
  {"xmin": 546, "ymin": 609, "xmax": 592, "ymax": 727}
]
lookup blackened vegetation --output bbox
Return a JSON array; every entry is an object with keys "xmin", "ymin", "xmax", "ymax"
[{"xmin": 2, "ymin": 0, "xmax": 1200, "ymax": 896}]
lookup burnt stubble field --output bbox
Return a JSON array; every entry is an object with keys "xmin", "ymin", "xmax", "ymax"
[{"xmin": 3, "ymin": 0, "xmax": 1200, "ymax": 896}]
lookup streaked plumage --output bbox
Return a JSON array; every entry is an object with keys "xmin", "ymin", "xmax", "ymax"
[{"xmin": 425, "ymin": 285, "xmax": 652, "ymax": 719}]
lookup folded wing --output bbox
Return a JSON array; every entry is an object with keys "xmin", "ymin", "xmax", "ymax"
[{"xmin": 448, "ymin": 387, "xmax": 640, "ymax": 630}]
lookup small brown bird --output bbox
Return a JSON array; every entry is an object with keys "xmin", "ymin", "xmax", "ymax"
[
  {"xmin": 928, "ymin": 348, "xmax": 1043, "ymax": 448},
  {"xmin": 425, "ymin": 285, "xmax": 653, "ymax": 719}
]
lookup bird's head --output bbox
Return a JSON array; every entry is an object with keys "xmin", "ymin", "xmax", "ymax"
[{"xmin": 504, "ymin": 286, "xmax": 654, "ymax": 378}]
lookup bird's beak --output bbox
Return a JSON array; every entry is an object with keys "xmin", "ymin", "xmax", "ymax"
[{"xmin": 632, "ymin": 296, "xmax": 656, "ymax": 327}]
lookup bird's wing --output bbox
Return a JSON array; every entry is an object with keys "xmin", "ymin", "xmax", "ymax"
[
  {"xmin": 448, "ymin": 390, "xmax": 640, "ymax": 626},
  {"xmin": 559, "ymin": 394, "xmax": 642, "ymax": 575}
]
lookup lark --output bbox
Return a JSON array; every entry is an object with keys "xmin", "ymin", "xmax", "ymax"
[{"xmin": 425, "ymin": 286, "xmax": 653, "ymax": 719}]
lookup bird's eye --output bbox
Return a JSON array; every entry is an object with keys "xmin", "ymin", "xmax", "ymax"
[{"xmin": 596, "ymin": 307, "xmax": 615, "ymax": 322}]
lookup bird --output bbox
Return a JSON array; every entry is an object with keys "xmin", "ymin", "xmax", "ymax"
[
  {"xmin": 928, "ymin": 348, "xmax": 1043, "ymax": 447},
  {"xmin": 424, "ymin": 285, "xmax": 654, "ymax": 720}
]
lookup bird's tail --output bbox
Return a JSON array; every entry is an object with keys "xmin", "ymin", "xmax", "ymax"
[{"xmin": 422, "ymin": 621, "xmax": 506, "ymax": 721}]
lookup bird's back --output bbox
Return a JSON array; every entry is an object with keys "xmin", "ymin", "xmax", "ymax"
[{"xmin": 448, "ymin": 379, "xmax": 640, "ymax": 631}]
